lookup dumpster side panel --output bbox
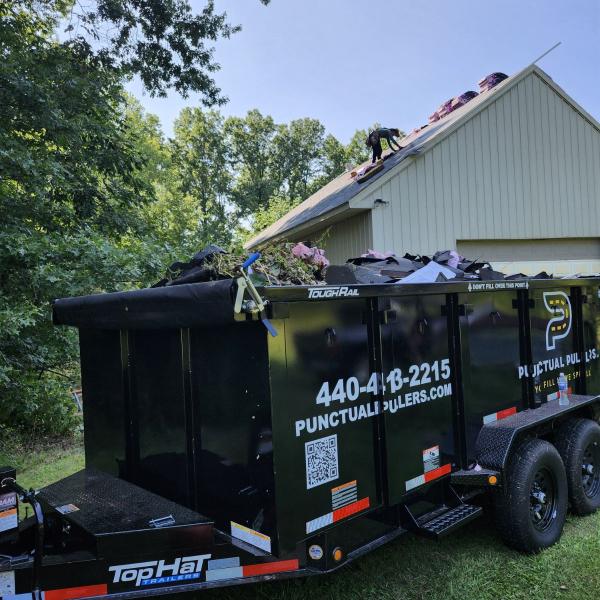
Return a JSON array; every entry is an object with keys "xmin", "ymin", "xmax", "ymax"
[
  {"xmin": 190, "ymin": 323, "xmax": 276, "ymax": 551},
  {"xmin": 270, "ymin": 300, "xmax": 380, "ymax": 555},
  {"xmin": 80, "ymin": 329, "xmax": 127, "ymax": 476},
  {"xmin": 380, "ymin": 294, "xmax": 455, "ymax": 505},
  {"xmin": 458, "ymin": 291, "xmax": 524, "ymax": 461},
  {"xmin": 529, "ymin": 286, "xmax": 582, "ymax": 403},
  {"xmin": 130, "ymin": 329, "xmax": 191, "ymax": 506},
  {"xmin": 582, "ymin": 284, "xmax": 600, "ymax": 395}
]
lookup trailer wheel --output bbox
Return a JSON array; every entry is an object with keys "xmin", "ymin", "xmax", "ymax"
[
  {"xmin": 494, "ymin": 438, "xmax": 567, "ymax": 553},
  {"xmin": 555, "ymin": 418, "xmax": 600, "ymax": 515}
]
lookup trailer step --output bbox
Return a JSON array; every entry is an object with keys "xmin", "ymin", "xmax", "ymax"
[{"xmin": 416, "ymin": 504, "xmax": 483, "ymax": 538}]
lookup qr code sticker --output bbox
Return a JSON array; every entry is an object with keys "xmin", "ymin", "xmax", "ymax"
[{"xmin": 305, "ymin": 434, "xmax": 339, "ymax": 489}]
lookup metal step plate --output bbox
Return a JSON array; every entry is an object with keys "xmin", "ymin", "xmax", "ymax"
[{"xmin": 418, "ymin": 504, "xmax": 482, "ymax": 538}]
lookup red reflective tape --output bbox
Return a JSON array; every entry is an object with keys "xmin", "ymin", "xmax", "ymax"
[
  {"xmin": 496, "ymin": 406, "xmax": 517, "ymax": 420},
  {"xmin": 242, "ymin": 559, "xmax": 299, "ymax": 577},
  {"xmin": 45, "ymin": 584, "xmax": 107, "ymax": 600},
  {"xmin": 332, "ymin": 497, "xmax": 370, "ymax": 522},
  {"xmin": 424, "ymin": 463, "xmax": 452, "ymax": 483}
]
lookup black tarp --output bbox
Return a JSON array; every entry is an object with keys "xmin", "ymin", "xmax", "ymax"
[{"xmin": 52, "ymin": 279, "xmax": 237, "ymax": 330}]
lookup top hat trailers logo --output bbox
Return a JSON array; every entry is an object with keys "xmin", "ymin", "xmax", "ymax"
[
  {"xmin": 109, "ymin": 554, "xmax": 211, "ymax": 587},
  {"xmin": 543, "ymin": 291, "xmax": 572, "ymax": 351}
]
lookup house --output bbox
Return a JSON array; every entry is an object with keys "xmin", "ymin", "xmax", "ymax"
[{"xmin": 246, "ymin": 65, "xmax": 600, "ymax": 275}]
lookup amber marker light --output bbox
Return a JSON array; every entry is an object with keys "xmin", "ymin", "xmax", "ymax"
[{"xmin": 332, "ymin": 547, "xmax": 344, "ymax": 562}]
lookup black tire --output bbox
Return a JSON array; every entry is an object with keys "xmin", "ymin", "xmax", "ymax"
[
  {"xmin": 494, "ymin": 438, "xmax": 567, "ymax": 553},
  {"xmin": 555, "ymin": 418, "xmax": 600, "ymax": 515}
]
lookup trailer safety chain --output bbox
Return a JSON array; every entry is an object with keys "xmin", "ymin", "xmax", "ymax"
[
  {"xmin": 234, "ymin": 252, "xmax": 278, "ymax": 337},
  {"xmin": 1, "ymin": 477, "xmax": 45, "ymax": 600}
]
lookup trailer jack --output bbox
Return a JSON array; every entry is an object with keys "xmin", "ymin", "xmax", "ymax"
[{"xmin": 1, "ymin": 472, "xmax": 45, "ymax": 600}]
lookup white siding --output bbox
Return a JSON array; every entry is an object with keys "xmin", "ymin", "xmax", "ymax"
[
  {"xmin": 307, "ymin": 211, "xmax": 373, "ymax": 265},
  {"xmin": 368, "ymin": 71, "xmax": 600, "ymax": 256},
  {"xmin": 457, "ymin": 238, "xmax": 600, "ymax": 275}
]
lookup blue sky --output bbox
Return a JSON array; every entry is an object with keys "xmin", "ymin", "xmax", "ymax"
[{"xmin": 128, "ymin": 0, "xmax": 600, "ymax": 143}]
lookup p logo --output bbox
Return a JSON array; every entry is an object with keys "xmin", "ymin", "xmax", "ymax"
[{"xmin": 543, "ymin": 291, "xmax": 572, "ymax": 350}]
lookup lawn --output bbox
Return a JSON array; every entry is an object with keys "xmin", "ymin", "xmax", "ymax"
[{"xmin": 3, "ymin": 440, "xmax": 600, "ymax": 600}]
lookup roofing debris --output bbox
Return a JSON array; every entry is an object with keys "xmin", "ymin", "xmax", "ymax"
[
  {"xmin": 324, "ymin": 249, "xmax": 556, "ymax": 285},
  {"xmin": 152, "ymin": 242, "xmax": 328, "ymax": 288},
  {"xmin": 154, "ymin": 242, "xmax": 587, "ymax": 291}
]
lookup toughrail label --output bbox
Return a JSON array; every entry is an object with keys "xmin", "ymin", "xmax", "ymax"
[{"xmin": 307, "ymin": 286, "xmax": 359, "ymax": 299}]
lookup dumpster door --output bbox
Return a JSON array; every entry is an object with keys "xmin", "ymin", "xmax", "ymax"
[
  {"xmin": 380, "ymin": 294, "xmax": 456, "ymax": 506},
  {"xmin": 581, "ymin": 284, "xmax": 600, "ymax": 395},
  {"xmin": 529, "ymin": 286, "xmax": 582, "ymax": 404},
  {"xmin": 458, "ymin": 291, "xmax": 524, "ymax": 462},
  {"xmin": 269, "ymin": 299, "xmax": 380, "ymax": 554}
]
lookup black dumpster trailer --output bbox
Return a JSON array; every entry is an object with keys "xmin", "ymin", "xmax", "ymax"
[{"xmin": 3, "ymin": 277, "xmax": 600, "ymax": 599}]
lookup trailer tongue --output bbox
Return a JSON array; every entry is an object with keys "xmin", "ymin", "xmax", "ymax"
[{"xmin": 3, "ymin": 277, "xmax": 600, "ymax": 598}]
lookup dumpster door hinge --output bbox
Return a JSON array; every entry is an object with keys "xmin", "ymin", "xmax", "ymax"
[
  {"xmin": 267, "ymin": 302, "xmax": 290, "ymax": 320},
  {"xmin": 380, "ymin": 309, "xmax": 397, "ymax": 324},
  {"xmin": 512, "ymin": 298, "xmax": 535, "ymax": 309},
  {"xmin": 441, "ymin": 304, "xmax": 470, "ymax": 317}
]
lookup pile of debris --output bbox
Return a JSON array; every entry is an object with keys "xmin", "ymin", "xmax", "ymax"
[
  {"xmin": 152, "ymin": 242, "xmax": 328, "ymax": 288},
  {"xmin": 154, "ymin": 243, "xmax": 585, "ymax": 290},
  {"xmin": 325, "ymin": 249, "xmax": 552, "ymax": 285}
]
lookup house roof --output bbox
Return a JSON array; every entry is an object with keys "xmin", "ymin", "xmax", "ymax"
[{"xmin": 246, "ymin": 65, "xmax": 600, "ymax": 249}]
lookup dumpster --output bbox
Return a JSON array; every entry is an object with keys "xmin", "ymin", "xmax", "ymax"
[{"xmin": 2, "ymin": 275, "xmax": 600, "ymax": 598}]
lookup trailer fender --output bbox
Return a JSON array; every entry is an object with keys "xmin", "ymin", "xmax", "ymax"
[{"xmin": 475, "ymin": 394, "xmax": 600, "ymax": 471}]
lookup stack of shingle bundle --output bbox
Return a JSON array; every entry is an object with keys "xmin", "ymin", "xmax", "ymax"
[
  {"xmin": 428, "ymin": 111, "xmax": 441, "ymax": 124},
  {"xmin": 478, "ymin": 72, "xmax": 508, "ymax": 93},
  {"xmin": 451, "ymin": 90, "xmax": 479, "ymax": 110}
]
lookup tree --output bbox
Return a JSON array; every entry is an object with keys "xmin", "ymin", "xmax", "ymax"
[
  {"xmin": 271, "ymin": 118, "xmax": 326, "ymax": 202},
  {"xmin": 16, "ymin": 0, "xmax": 270, "ymax": 100},
  {"xmin": 311, "ymin": 134, "xmax": 348, "ymax": 190},
  {"xmin": 346, "ymin": 128, "xmax": 371, "ymax": 166},
  {"xmin": 169, "ymin": 108, "xmax": 234, "ymax": 247},
  {"xmin": 1, "ymin": 1, "xmax": 275, "ymax": 439},
  {"xmin": 251, "ymin": 195, "xmax": 296, "ymax": 237},
  {"xmin": 0, "ymin": 4, "xmax": 163, "ymax": 437},
  {"xmin": 224, "ymin": 110, "xmax": 279, "ymax": 218}
]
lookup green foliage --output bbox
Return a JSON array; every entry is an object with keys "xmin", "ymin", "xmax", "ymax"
[
  {"xmin": 251, "ymin": 196, "xmax": 298, "ymax": 236},
  {"xmin": 271, "ymin": 118, "xmax": 326, "ymax": 201},
  {"xmin": 211, "ymin": 243, "xmax": 324, "ymax": 286},
  {"xmin": 0, "ymin": 4, "xmax": 166, "ymax": 439},
  {"xmin": 0, "ymin": 0, "xmax": 399, "ymax": 440},
  {"xmin": 346, "ymin": 128, "xmax": 372, "ymax": 164},
  {"xmin": 169, "ymin": 108, "xmax": 234, "ymax": 246},
  {"xmin": 225, "ymin": 110, "xmax": 278, "ymax": 217},
  {"xmin": 16, "ymin": 0, "xmax": 269, "ymax": 101},
  {"xmin": 0, "ymin": 376, "xmax": 78, "ymax": 439}
]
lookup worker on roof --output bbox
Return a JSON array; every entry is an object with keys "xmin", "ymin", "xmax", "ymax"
[{"xmin": 366, "ymin": 128, "xmax": 403, "ymax": 163}]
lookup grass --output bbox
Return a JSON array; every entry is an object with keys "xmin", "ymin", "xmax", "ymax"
[
  {"xmin": 4, "ymin": 441, "xmax": 600, "ymax": 600},
  {"xmin": 0, "ymin": 434, "xmax": 84, "ymax": 514}
]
